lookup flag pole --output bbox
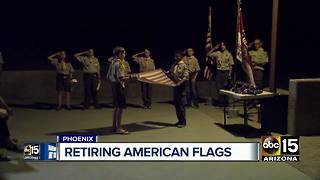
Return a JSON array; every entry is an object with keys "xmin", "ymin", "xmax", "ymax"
[
  {"xmin": 204, "ymin": 6, "xmax": 213, "ymax": 80},
  {"xmin": 234, "ymin": 0, "xmax": 241, "ymax": 84},
  {"xmin": 209, "ymin": 6, "xmax": 212, "ymax": 33},
  {"xmin": 269, "ymin": 0, "xmax": 279, "ymax": 93}
]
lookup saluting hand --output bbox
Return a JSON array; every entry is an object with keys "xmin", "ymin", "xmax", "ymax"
[{"xmin": 214, "ymin": 44, "xmax": 220, "ymax": 49}]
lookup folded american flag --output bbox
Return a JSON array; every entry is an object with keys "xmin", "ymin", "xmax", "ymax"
[{"xmin": 131, "ymin": 69, "xmax": 177, "ymax": 87}]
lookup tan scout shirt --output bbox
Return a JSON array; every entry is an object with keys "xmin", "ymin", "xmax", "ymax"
[
  {"xmin": 51, "ymin": 59, "xmax": 74, "ymax": 75},
  {"xmin": 123, "ymin": 60, "xmax": 131, "ymax": 73},
  {"xmin": 170, "ymin": 60, "xmax": 189, "ymax": 81},
  {"xmin": 182, "ymin": 56, "xmax": 200, "ymax": 73},
  {"xmin": 107, "ymin": 58, "xmax": 127, "ymax": 82},
  {"xmin": 76, "ymin": 56, "xmax": 100, "ymax": 74},
  {"xmin": 133, "ymin": 57, "xmax": 155, "ymax": 72},
  {"xmin": 249, "ymin": 48, "xmax": 269, "ymax": 71},
  {"xmin": 208, "ymin": 50, "xmax": 234, "ymax": 71}
]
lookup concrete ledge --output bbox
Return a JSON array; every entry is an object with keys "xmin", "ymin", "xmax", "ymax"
[{"xmin": 288, "ymin": 78, "xmax": 320, "ymax": 135}]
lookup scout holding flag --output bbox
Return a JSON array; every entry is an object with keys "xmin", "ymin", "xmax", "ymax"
[{"xmin": 169, "ymin": 51, "xmax": 189, "ymax": 128}]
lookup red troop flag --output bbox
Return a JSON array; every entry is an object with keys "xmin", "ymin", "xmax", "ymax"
[{"xmin": 236, "ymin": 0, "xmax": 256, "ymax": 87}]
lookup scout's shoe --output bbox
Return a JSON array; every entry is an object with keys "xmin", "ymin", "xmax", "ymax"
[
  {"xmin": 115, "ymin": 129, "xmax": 129, "ymax": 135},
  {"xmin": 176, "ymin": 124, "xmax": 186, "ymax": 128}
]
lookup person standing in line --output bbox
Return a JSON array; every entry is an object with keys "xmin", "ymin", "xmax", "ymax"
[
  {"xmin": 106, "ymin": 46, "xmax": 130, "ymax": 135},
  {"xmin": 207, "ymin": 42, "xmax": 234, "ymax": 106},
  {"xmin": 182, "ymin": 48, "xmax": 200, "ymax": 108},
  {"xmin": 48, "ymin": 51, "xmax": 74, "ymax": 110},
  {"xmin": 169, "ymin": 51, "xmax": 189, "ymax": 128},
  {"xmin": 132, "ymin": 49, "xmax": 155, "ymax": 109},
  {"xmin": 74, "ymin": 49, "xmax": 101, "ymax": 109},
  {"xmin": 108, "ymin": 54, "xmax": 131, "ymax": 73},
  {"xmin": 108, "ymin": 52, "xmax": 131, "ymax": 100},
  {"xmin": 248, "ymin": 39, "xmax": 269, "ymax": 89}
]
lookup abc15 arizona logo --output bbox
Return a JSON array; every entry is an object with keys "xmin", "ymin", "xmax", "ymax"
[
  {"xmin": 24, "ymin": 144, "xmax": 40, "ymax": 160},
  {"xmin": 261, "ymin": 136, "xmax": 299, "ymax": 162}
]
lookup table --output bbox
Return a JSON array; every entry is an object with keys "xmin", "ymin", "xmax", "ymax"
[{"xmin": 219, "ymin": 90, "xmax": 274, "ymax": 129}]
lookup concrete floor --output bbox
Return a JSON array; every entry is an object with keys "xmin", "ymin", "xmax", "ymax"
[{"xmin": 0, "ymin": 98, "xmax": 318, "ymax": 180}]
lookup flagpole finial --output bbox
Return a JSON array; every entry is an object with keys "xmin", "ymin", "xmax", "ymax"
[{"xmin": 237, "ymin": 0, "xmax": 241, "ymax": 7}]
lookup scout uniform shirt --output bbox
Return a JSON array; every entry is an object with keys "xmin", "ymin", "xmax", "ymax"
[
  {"xmin": 107, "ymin": 58, "xmax": 127, "ymax": 83},
  {"xmin": 133, "ymin": 57, "xmax": 155, "ymax": 72},
  {"xmin": 170, "ymin": 60, "xmax": 189, "ymax": 81},
  {"xmin": 208, "ymin": 50, "xmax": 234, "ymax": 71},
  {"xmin": 123, "ymin": 60, "xmax": 131, "ymax": 73},
  {"xmin": 108, "ymin": 57, "xmax": 131, "ymax": 74},
  {"xmin": 76, "ymin": 56, "xmax": 100, "ymax": 74},
  {"xmin": 51, "ymin": 59, "xmax": 74, "ymax": 75},
  {"xmin": 249, "ymin": 48, "xmax": 269, "ymax": 71},
  {"xmin": 182, "ymin": 56, "xmax": 200, "ymax": 73}
]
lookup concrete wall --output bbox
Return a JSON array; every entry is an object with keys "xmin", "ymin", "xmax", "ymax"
[
  {"xmin": 288, "ymin": 78, "xmax": 320, "ymax": 135},
  {"xmin": 0, "ymin": 71, "xmax": 216, "ymax": 104}
]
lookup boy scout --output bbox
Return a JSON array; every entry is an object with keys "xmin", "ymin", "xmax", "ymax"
[
  {"xmin": 74, "ymin": 49, "xmax": 101, "ymax": 109},
  {"xmin": 48, "ymin": 51, "xmax": 74, "ymax": 110},
  {"xmin": 207, "ymin": 42, "xmax": 234, "ymax": 106},
  {"xmin": 108, "ymin": 56, "xmax": 131, "ymax": 73},
  {"xmin": 132, "ymin": 49, "xmax": 155, "ymax": 109},
  {"xmin": 248, "ymin": 39, "xmax": 269, "ymax": 89},
  {"xmin": 182, "ymin": 48, "xmax": 200, "ymax": 108},
  {"xmin": 108, "ymin": 55, "xmax": 131, "ymax": 99},
  {"xmin": 106, "ymin": 46, "xmax": 130, "ymax": 135},
  {"xmin": 170, "ymin": 51, "xmax": 189, "ymax": 128}
]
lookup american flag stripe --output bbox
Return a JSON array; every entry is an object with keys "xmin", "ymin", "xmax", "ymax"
[
  {"xmin": 148, "ymin": 75, "xmax": 168, "ymax": 81},
  {"xmin": 133, "ymin": 69, "xmax": 177, "ymax": 87},
  {"xmin": 204, "ymin": 6, "xmax": 214, "ymax": 80},
  {"xmin": 144, "ymin": 73, "xmax": 166, "ymax": 79}
]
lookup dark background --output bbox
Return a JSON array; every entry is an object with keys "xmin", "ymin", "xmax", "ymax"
[{"xmin": 0, "ymin": 0, "xmax": 319, "ymax": 89}]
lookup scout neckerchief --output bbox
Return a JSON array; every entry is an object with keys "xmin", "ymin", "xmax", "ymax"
[
  {"xmin": 174, "ymin": 60, "xmax": 185, "ymax": 74},
  {"xmin": 61, "ymin": 60, "xmax": 67, "ymax": 72},
  {"xmin": 142, "ymin": 57, "xmax": 150, "ymax": 70}
]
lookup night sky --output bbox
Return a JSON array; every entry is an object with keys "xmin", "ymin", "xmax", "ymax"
[{"xmin": 0, "ymin": 0, "xmax": 319, "ymax": 88}]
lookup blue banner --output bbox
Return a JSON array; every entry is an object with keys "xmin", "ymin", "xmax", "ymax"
[{"xmin": 57, "ymin": 135, "xmax": 97, "ymax": 143}]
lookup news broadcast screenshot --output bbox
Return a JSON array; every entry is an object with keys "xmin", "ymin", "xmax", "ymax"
[{"xmin": 0, "ymin": 0, "xmax": 319, "ymax": 180}]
